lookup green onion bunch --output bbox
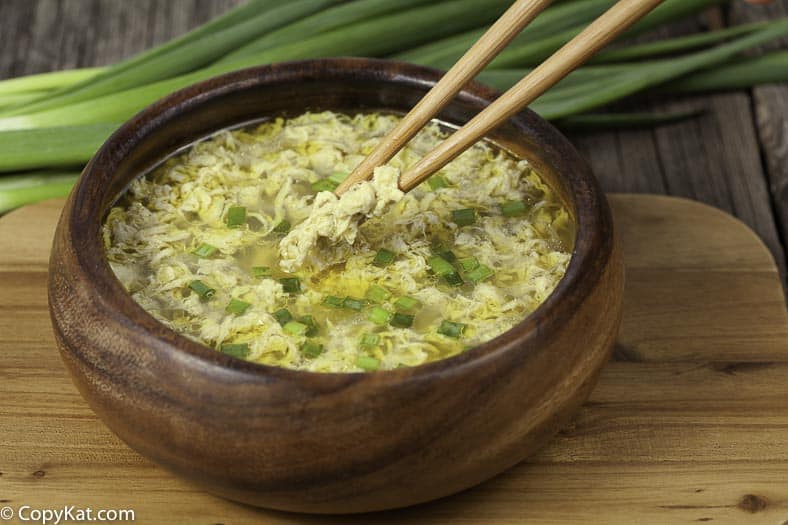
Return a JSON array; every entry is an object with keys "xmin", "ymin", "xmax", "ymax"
[{"xmin": 0, "ymin": 0, "xmax": 786, "ymax": 212}]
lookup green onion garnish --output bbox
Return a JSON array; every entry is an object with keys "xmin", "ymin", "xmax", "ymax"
[
  {"xmin": 283, "ymin": 321, "xmax": 308, "ymax": 336},
  {"xmin": 365, "ymin": 284, "xmax": 391, "ymax": 304},
  {"xmin": 328, "ymin": 171, "xmax": 348, "ymax": 185},
  {"xmin": 436, "ymin": 249, "xmax": 457, "ymax": 263},
  {"xmin": 390, "ymin": 313, "xmax": 414, "ymax": 328},
  {"xmin": 368, "ymin": 306, "xmax": 391, "ymax": 325},
  {"xmin": 220, "ymin": 343, "xmax": 249, "ymax": 359},
  {"xmin": 251, "ymin": 266, "xmax": 271, "ymax": 278},
  {"xmin": 272, "ymin": 220, "xmax": 291, "ymax": 234},
  {"xmin": 500, "ymin": 200, "xmax": 528, "ymax": 217},
  {"xmin": 225, "ymin": 298, "xmax": 251, "ymax": 315},
  {"xmin": 427, "ymin": 175, "xmax": 450, "ymax": 190},
  {"xmin": 226, "ymin": 205, "xmax": 246, "ymax": 227},
  {"xmin": 394, "ymin": 296, "xmax": 419, "ymax": 311},
  {"xmin": 298, "ymin": 315, "xmax": 319, "ymax": 337},
  {"xmin": 311, "ymin": 178, "xmax": 337, "ymax": 193},
  {"xmin": 438, "ymin": 320, "xmax": 466, "ymax": 338},
  {"xmin": 466, "ymin": 264, "xmax": 494, "ymax": 283},
  {"xmin": 193, "ymin": 243, "xmax": 217, "ymax": 258},
  {"xmin": 279, "ymin": 277, "xmax": 301, "ymax": 294},
  {"xmin": 451, "ymin": 208, "xmax": 476, "ymax": 226},
  {"xmin": 301, "ymin": 341, "xmax": 323, "ymax": 358},
  {"xmin": 322, "ymin": 295, "xmax": 344, "ymax": 308},
  {"xmin": 272, "ymin": 308, "xmax": 293, "ymax": 326},
  {"xmin": 342, "ymin": 297, "xmax": 365, "ymax": 311},
  {"xmin": 427, "ymin": 255, "xmax": 455, "ymax": 276},
  {"xmin": 444, "ymin": 272, "xmax": 464, "ymax": 286},
  {"xmin": 372, "ymin": 248, "xmax": 396, "ymax": 267},
  {"xmin": 360, "ymin": 333, "xmax": 380, "ymax": 348},
  {"xmin": 188, "ymin": 279, "xmax": 215, "ymax": 300},
  {"xmin": 458, "ymin": 256, "xmax": 480, "ymax": 272},
  {"xmin": 356, "ymin": 355, "xmax": 380, "ymax": 371}
]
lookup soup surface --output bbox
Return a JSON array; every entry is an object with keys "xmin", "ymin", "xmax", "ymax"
[{"xmin": 104, "ymin": 111, "xmax": 572, "ymax": 372}]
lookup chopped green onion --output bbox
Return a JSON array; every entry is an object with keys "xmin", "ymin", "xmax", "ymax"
[
  {"xmin": 342, "ymin": 297, "xmax": 365, "ymax": 311},
  {"xmin": 360, "ymin": 333, "xmax": 380, "ymax": 348},
  {"xmin": 500, "ymin": 200, "xmax": 529, "ymax": 217},
  {"xmin": 279, "ymin": 277, "xmax": 301, "ymax": 294},
  {"xmin": 372, "ymin": 248, "xmax": 396, "ymax": 267},
  {"xmin": 451, "ymin": 208, "xmax": 476, "ymax": 226},
  {"xmin": 226, "ymin": 205, "xmax": 246, "ymax": 227},
  {"xmin": 458, "ymin": 256, "xmax": 480, "ymax": 272},
  {"xmin": 298, "ymin": 315, "xmax": 319, "ymax": 337},
  {"xmin": 390, "ymin": 312, "xmax": 415, "ymax": 328},
  {"xmin": 251, "ymin": 266, "xmax": 271, "ymax": 278},
  {"xmin": 444, "ymin": 272, "xmax": 464, "ymax": 286},
  {"xmin": 365, "ymin": 284, "xmax": 391, "ymax": 303},
  {"xmin": 368, "ymin": 306, "xmax": 391, "ymax": 325},
  {"xmin": 283, "ymin": 320, "xmax": 309, "ymax": 336},
  {"xmin": 328, "ymin": 171, "xmax": 348, "ymax": 185},
  {"xmin": 394, "ymin": 296, "xmax": 420, "ymax": 311},
  {"xmin": 438, "ymin": 320, "xmax": 466, "ymax": 338},
  {"xmin": 188, "ymin": 279, "xmax": 215, "ymax": 300},
  {"xmin": 436, "ymin": 249, "xmax": 457, "ymax": 263},
  {"xmin": 272, "ymin": 308, "xmax": 293, "ymax": 326},
  {"xmin": 427, "ymin": 175, "xmax": 450, "ymax": 189},
  {"xmin": 225, "ymin": 298, "xmax": 251, "ymax": 315},
  {"xmin": 311, "ymin": 178, "xmax": 338, "ymax": 192},
  {"xmin": 356, "ymin": 355, "xmax": 380, "ymax": 372},
  {"xmin": 322, "ymin": 295, "xmax": 344, "ymax": 308},
  {"xmin": 301, "ymin": 341, "xmax": 324, "ymax": 358},
  {"xmin": 272, "ymin": 220, "xmax": 291, "ymax": 234},
  {"xmin": 193, "ymin": 243, "xmax": 217, "ymax": 258},
  {"xmin": 220, "ymin": 343, "xmax": 249, "ymax": 359},
  {"xmin": 427, "ymin": 255, "xmax": 455, "ymax": 276},
  {"xmin": 466, "ymin": 264, "xmax": 494, "ymax": 283}
]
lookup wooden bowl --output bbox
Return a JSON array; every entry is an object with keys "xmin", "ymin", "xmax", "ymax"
[{"xmin": 48, "ymin": 58, "xmax": 623, "ymax": 514}]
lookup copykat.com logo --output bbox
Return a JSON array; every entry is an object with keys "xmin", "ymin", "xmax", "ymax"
[{"xmin": 0, "ymin": 505, "xmax": 135, "ymax": 524}]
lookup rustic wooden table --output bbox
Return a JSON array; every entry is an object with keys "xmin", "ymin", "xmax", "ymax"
[{"xmin": 1, "ymin": 0, "xmax": 786, "ymax": 278}]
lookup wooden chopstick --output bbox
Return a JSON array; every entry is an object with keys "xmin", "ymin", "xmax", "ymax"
[
  {"xmin": 335, "ymin": 0, "xmax": 665, "ymax": 196},
  {"xmin": 334, "ymin": 0, "xmax": 555, "ymax": 196}
]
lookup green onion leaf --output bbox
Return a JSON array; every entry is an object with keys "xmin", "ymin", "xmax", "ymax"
[
  {"xmin": 272, "ymin": 220, "xmax": 291, "ymax": 234},
  {"xmin": 368, "ymin": 306, "xmax": 391, "ymax": 325},
  {"xmin": 220, "ymin": 343, "xmax": 249, "ymax": 359},
  {"xmin": 272, "ymin": 308, "xmax": 293, "ymax": 326},
  {"xmin": 188, "ymin": 279, "xmax": 215, "ymax": 300},
  {"xmin": 427, "ymin": 174, "xmax": 450, "ymax": 190},
  {"xmin": 444, "ymin": 272, "xmax": 464, "ymax": 287},
  {"xmin": 298, "ymin": 315, "xmax": 319, "ymax": 337},
  {"xmin": 302, "ymin": 341, "xmax": 324, "ymax": 358},
  {"xmin": 342, "ymin": 297, "xmax": 365, "ymax": 311},
  {"xmin": 356, "ymin": 355, "xmax": 380, "ymax": 372},
  {"xmin": 226, "ymin": 205, "xmax": 246, "ymax": 227},
  {"xmin": 283, "ymin": 320, "xmax": 308, "ymax": 336},
  {"xmin": 427, "ymin": 255, "xmax": 455, "ymax": 276},
  {"xmin": 251, "ymin": 266, "xmax": 272, "ymax": 278},
  {"xmin": 360, "ymin": 333, "xmax": 380, "ymax": 348},
  {"xmin": 328, "ymin": 171, "xmax": 349, "ymax": 185},
  {"xmin": 322, "ymin": 295, "xmax": 344, "ymax": 308},
  {"xmin": 390, "ymin": 312, "xmax": 414, "ymax": 328},
  {"xmin": 372, "ymin": 248, "xmax": 396, "ymax": 267},
  {"xmin": 466, "ymin": 264, "xmax": 494, "ymax": 283},
  {"xmin": 438, "ymin": 320, "xmax": 466, "ymax": 338},
  {"xmin": 365, "ymin": 284, "xmax": 391, "ymax": 303},
  {"xmin": 311, "ymin": 178, "xmax": 338, "ymax": 192},
  {"xmin": 458, "ymin": 256, "xmax": 480, "ymax": 272},
  {"xmin": 451, "ymin": 208, "xmax": 476, "ymax": 226},
  {"xmin": 225, "ymin": 298, "xmax": 251, "ymax": 315},
  {"xmin": 279, "ymin": 277, "xmax": 301, "ymax": 294},
  {"xmin": 193, "ymin": 243, "xmax": 217, "ymax": 258},
  {"xmin": 394, "ymin": 296, "xmax": 420, "ymax": 311},
  {"xmin": 500, "ymin": 200, "xmax": 528, "ymax": 217}
]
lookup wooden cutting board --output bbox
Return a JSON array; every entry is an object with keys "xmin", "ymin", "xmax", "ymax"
[{"xmin": 1, "ymin": 194, "xmax": 786, "ymax": 525}]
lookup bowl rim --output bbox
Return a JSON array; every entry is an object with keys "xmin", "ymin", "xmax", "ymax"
[{"xmin": 63, "ymin": 57, "xmax": 613, "ymax": 383}]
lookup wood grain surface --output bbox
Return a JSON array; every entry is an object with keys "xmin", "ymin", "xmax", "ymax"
[
  {"xmin": 0, "ymin": 0, "xmax": 786, "ymax": 275},
  {"xmin": 0, "ymin": 194, "xmax": 786, "ymax": 524}
]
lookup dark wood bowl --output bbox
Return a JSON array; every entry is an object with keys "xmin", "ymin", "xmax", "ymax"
[{"xmin": 48, "ymin": 58, "xmax": 623, "ymax": 514}]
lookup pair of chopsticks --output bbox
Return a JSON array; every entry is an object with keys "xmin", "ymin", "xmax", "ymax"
[{"xmin": 334, "ymin": 0, "xmax": 664, "ymax": 197}]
